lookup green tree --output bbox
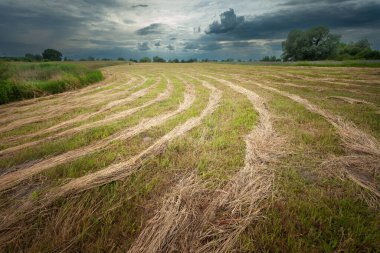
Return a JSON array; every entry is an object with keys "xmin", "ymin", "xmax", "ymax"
[
  {"xmin": 260, "ymin": 56, "xmax": 279, "ymax": 62},
  {"xmin": 140, "ymin": 57, "xmax": 151, "ymax": 63},
  {"xmin": 337, "ymin": 39, "xmax": 380, "ymax": 60},
  {"xmin": 282, "ymin": 26, "xmax": 340, "ymax": 61},
  {"xmin": 42, "ymin": 49, "xmax": 63, "ymax": 61},
  {"xmin": 153, "ymin": 56, "xmax": 166, "ymax": 62}
]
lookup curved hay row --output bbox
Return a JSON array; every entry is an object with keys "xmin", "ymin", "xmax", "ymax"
[
  {"xmin": 0, "ymin": 68, "xmax": 119, "ymax": 114},
  {"xmin": 279, "ymin": 72, "xmax": 366, "ymax": 88},
  {"xmin": 327, "ymin": 96, "xmax": 376, "ymax": 106},
  {"xmin": 129, "ymin": 75, "xmax": 283, "ymax": 253},
  {"xmin": 0, "ymin": 77, "xmax": 221, "ymax": 246},
  {"xmin": 265, "ymin": 74, "xmax": 376, "ymax": 96},
  {"xmin": 0, "ymin": 75, "xmax": 157, "ymax": 147},
  {"xmin": 226, "ymin": 71, "xmax": 374, "ymax": 95},
  {"xmin": 0, "ymin": 76, "xmax": 172, "ymax": 157},
  {"xmin": 48, "ymin": 78, "xmax": 220, "ymax": 198},
  {"xmin": 128, "ymin": 173, "xmax": 206, "ymax": 253},
  {"xmin": 0, "ymin": 75, "xmax": 147, "ymax": 133},
  {"xmin": 193, "ymin": 75, "xmax": 283, "ymax": 253},
  {"xmin": 0, "ymin": 70, "xmax": 133, "ymax": 123},
  {"xmin": 243, "ymin": 77, "xmax": 380, "ymax": 200},
  {"xmin": 0, "ymin": 76, "xmax": 195, "ymax": 192}
]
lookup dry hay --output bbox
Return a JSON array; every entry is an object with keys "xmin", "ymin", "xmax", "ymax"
[
  {"xmin": 0, "ymin": 74, "xmax": 143, "ymax": 133},
  {"xmin": 0, "ymin": 76, "xmax": 195, "ymax": 192},
  {"xmin": 279, "ymin": 72, "xmax": 363, "ymax": 88},
  {"xmin": 128, "ymin": 77, "xmax": 222, "ymax": 252},
  {"xmin": 262, "ymin": 74, "xmax": 372, "ymax": 94},
  {"xmin": 327, "ymin": 96, "xmax": 375, "ymax": 106},
  {"xmin": 0, "ymin": 72, "xmax": 135, "ymax": 126},
  {"xmin": 191, "ymin": 75, "xmax": 283, "ymax": 253},
  {"xmin": 0, "ymin": 76, "xmax": 166, "ymax": 156},
  {"xmin": 0, "ymin": 77, "xmax": 222, "ymax": 246},
  {"xmin": 0, "ymin": 68, "xmax": 120, "ymax": 115},
  {"xmin": 129, "ymin": 74, "xmax": 284, "ymax": 252},
  {"xmin": 246, "ymin": 78, "xmax": 380, "ymax": 202},
  {"xmin": 128, "ymin": 174, "xmax": 207, "ymax": 253}
]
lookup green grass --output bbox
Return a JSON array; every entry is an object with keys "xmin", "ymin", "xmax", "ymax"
[
  {"xmin": 240, "ymin": 168, "xmax": 380, "ymax": 252},
  {"xmin": 1, "ymin": 73, "xmax": 257, "ymax": 252},
  {"xmin": 224, "ymin": 71, "xmax": 380, "ymax": 252},
  {"xmin": 0, "ymin": 62, "xmax": 106, "ymax": 104},
  {"xmin": 259, "ymin": 75, "xmax": 380, "ymax": 140},
  {"xmin": 0, "ymin": 74, "xmax": 148, "ymax": 142},
  {"xmin": 0, "ymin": 76, "xmax": 167, "ymax": 168},
  {"xmin": 1, "ymin": 63, "xmax": 379, "ymax": 252}
]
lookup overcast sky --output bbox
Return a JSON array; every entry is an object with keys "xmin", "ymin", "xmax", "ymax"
[{"xmin": 1, "ymin": 0, "xmax": 380, "ymax": 60}]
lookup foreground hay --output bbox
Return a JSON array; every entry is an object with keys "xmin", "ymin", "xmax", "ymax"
[{"xmin": 0, "ymin": 63, "xmax": 379, "ymax": 252}]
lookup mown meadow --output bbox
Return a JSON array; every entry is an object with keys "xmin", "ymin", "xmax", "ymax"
[{"xmin": 0, "ymin": 62, "xmax": 379, "ymax": 252}]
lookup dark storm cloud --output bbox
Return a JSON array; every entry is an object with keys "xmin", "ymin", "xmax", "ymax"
[
  {"xmin": 206, "ymin": 9, "xmax": 245, "ymax": 34},
  {"xmin": 279, "ymin": 0, "xmax": 352, "ymax": 6},
  {"xmin": 199, "ymin": 43, "xmax": 222, "ymax": 51},
  {"xmin": 203, "ymin": 3, "xmax": 380, "ymax": 40},
  {"xmin": 0, "ymin": 4, "xmax": 85, "ymax": 33},
  {"xmin": 183, "ymin": 42, "xmax": 222, "ymax": 51},
  {"xmin": 132, "ymin": 4, "xmax": 148, "ymax": 8},
  {"xmin": 1, "ymin": 0, "xmax": 380, "ymax": 59},
  {"xmin": 166, "ymin": 44, "xmax": 175, "ymax": 50},
  {"xmin": 135, "ymin": 23, "xmax": 168, "ymax": 35},
  {"xmin": 0, "ymin": 0, "xmax": 135, "ymax": 56},
  {"xmin": 82, "ymin": 0, "xmax": 122, "ymax": 8},
  {"xmin": 183, "ymin": 42, "xmax": 198, "ymax": 50},
  {"xmin": 0, "ymin": 3, "xmax": 89, "ymax": 55},
  {"xmin": 83, "ymin": 39, "xmax": 134, "ymax": 47},
  {"xmin": 137, "ymin": 41, "xmax": 150, "ymax": 51}
]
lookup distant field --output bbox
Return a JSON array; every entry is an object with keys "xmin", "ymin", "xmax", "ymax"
[
  {"xmin": 0, "ymin": 61, "xmax": 123, "ymax": 104},
  {"xmin": 0, "ymin": 63, "xmax": 379, "ymax": 252}
]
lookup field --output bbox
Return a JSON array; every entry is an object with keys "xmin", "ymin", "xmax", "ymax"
[{"xmin": 0, "ymin": 63, "xmax": 379, "ymax": 252}]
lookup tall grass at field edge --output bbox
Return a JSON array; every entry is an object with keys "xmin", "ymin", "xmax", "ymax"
[{"xmin": 0, "ymin": 62, "xmax": 104, "ymax": 104}]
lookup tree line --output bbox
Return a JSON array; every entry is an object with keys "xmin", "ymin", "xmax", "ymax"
[
  {"xmin": 3, "ymin": 26, "xmax": 380, "ymax": 63},
  {"xmin": 1, "ymin": 49, "xmax": 64, "ymax": 62},
  {"xmin": 135, "ymin": 57, "xmax": 215, "ymax": 63}
]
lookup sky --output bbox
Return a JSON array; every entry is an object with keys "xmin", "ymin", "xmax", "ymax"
[{"xmin": 1, "ymin": 0, "xmax": 380, "ymax": 60}]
